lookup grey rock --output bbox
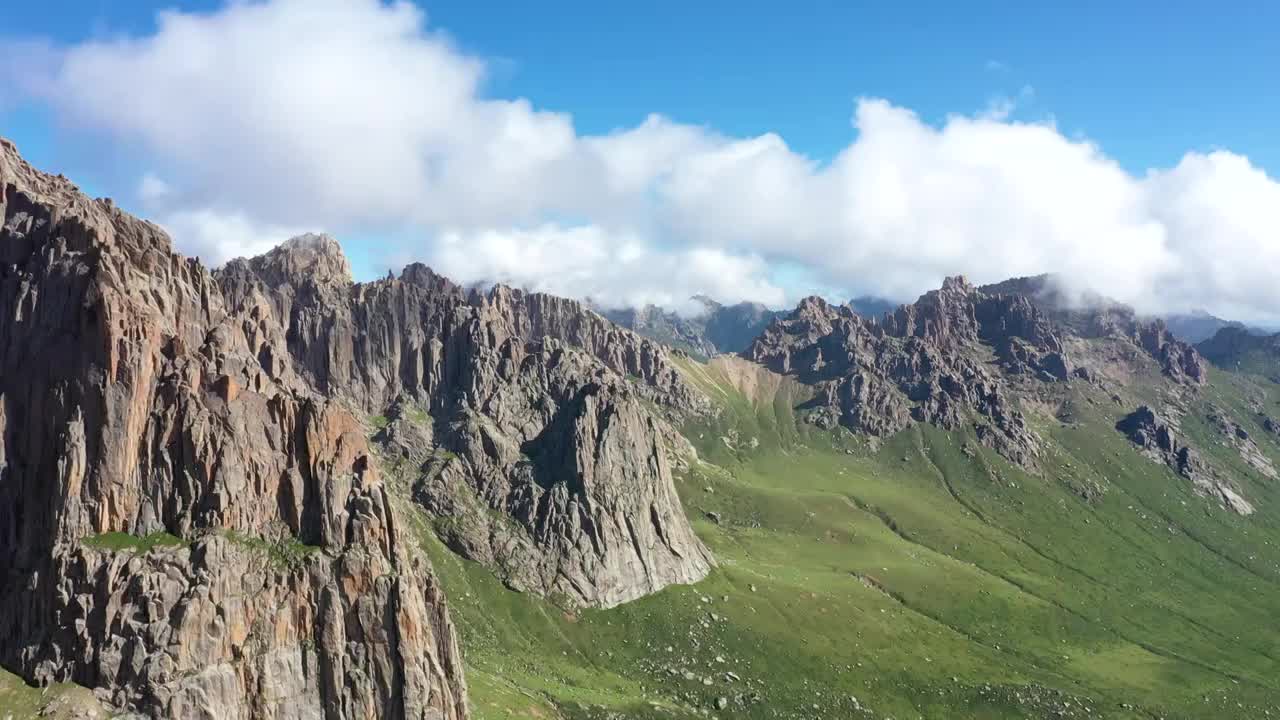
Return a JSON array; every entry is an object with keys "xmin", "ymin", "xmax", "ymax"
[
  {"xmin": 746, "ymin": 275, "xmax": 1211, "ymax": 471},
  {"xmin": 218, "ymin": 243, "xmax": 714, "ymax": 609},
  {"xmin": 745, "ymin": 277, "xmax": 1047, "ymax": 468},
  {"xmin": 1207, "ymin": 408, "xmax": 1277, "ymax": 480},
  {"xmin": 1116, "ymin": 406, "xmax": 1253, "ymax": 515},
  {"xmin": 980, "ymin": 274, "xmax": 1207, "ymax": 385},
  {"xmin": 0, "ymin": 138, "xmax": 468, "ymax": 718}
]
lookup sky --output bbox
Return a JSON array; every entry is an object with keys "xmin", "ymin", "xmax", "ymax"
[{"xmin": 2, "ymin": 0, "xmax": 1279, "ymax": 322}]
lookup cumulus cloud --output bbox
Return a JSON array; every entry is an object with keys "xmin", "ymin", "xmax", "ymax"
[
  {"xmin": 137, "ymin": 173, "xmax": 172, "ymax": 202},
  {"xmin": 155, "ymin": 208, "xmax": 303, "ymax": 267},
  {"xmin": 6, "ymin": 0, "xmax": 1280, "ymax": 324},
  {"xmin": 429, "ymin": 225, "xmax": 786, "ymax": 312}
]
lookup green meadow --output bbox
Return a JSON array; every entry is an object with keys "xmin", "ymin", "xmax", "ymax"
[{"xmin": 425, "ymin": 358, "xmax": 1280, "ymax": 719}]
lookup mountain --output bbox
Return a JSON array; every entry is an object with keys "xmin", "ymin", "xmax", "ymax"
[
  {"xmin": 747, "ymin": 276, "xmax": 1211, "ymax": 475},
  {"xmin": 978, "ymin": 276, "xmax": 1267, "ymax": 345},
  {"xmin": 1162, "ymin": 309, "xmax": 1251, "ymax": 344},
  {"xmin": 602, "ymin": 294, "xmax": 897, "ymax": 359},
  {"xmin": 4, "ymin": 141, "xmax": 1280, "ymax": 719},
  {"xmin": 0, "ymin": 138, "xmax": 710, "ymax": 717},
  {"xmin": 1198, "ymin": 325, "xmax": 1280, "ymax": 377},
  {"xmin": 601, "ymin": 297, "xmax": 781, "ymax": 358}
]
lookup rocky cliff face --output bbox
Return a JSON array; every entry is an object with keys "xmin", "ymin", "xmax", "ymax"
[
  {"xmin": 0, "ymin": 140, "xmax": 467, "ymax": 717},
  {"xmin": 1, "ymin": 135, "xmax": 715, "ymax": 715},
  {"xmin": 979, "ymin": 274, "xmax": 1207, "ymax": 384},
  {"xmin": 746, "ymin": 278, "xmax": 1052, "ymax": 467},
  {"xmin": 216, "ymin": 243, "xmax": 713, "ymax": 609},
  {"xmin": 746, "ymin": 276, "xmax": 1208, "ymax": 470}
]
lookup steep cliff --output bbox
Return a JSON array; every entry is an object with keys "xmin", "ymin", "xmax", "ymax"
[
  {"xmin": 1, "ymin": 135, "xmax": 720, "ymax": 715},
  {"xmin": 216, "ymin": 242, "xmax": 713, "ymax": 609},
  {"xmin": 0, "ymin": 139, "xmax": 468, "ymax": 718}
]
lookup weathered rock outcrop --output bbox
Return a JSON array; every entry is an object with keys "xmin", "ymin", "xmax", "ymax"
[
  {"xmin": 1207, "ymin": 407, "xmax": 1277, "ymax": 480},
  {"xmin": 980, "ymin": 274, "xmax": 1207, "ymax": 385},
  {"xmin": 0, "ymin": 139, "xmax": 467, "ymax": 717},
  {"xmin": 215, "ymin": 241, "xmax": 714, "ymax": 609},
  {"xmin": 745, "ymin": 275, "xmax": 1214, "ymax": 472},
  {"xmin": 745, "ymin": 277, "xmax": 1048, "ymax": 467},
  {"xmin": 1116, "ymin": 406, "xmax": 1253, "ymax": 515}
]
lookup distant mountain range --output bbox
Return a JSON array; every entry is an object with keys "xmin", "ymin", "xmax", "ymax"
[
  {"xmin": 598, "ymin": 297, "xmax": 783, "ymax": 358},
  {"xmin": 1196, "ymin": 325, "xmax": 1280, "ymax": 377},
  {"xmin": 601, "ymin": 294, "xmax": 901, "ymax": 358},
  {"xmin": 1161, "ymin": 309, "xmax": 1272, "ymax": 344}
]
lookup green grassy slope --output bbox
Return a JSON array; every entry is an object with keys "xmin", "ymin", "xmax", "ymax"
[
  {"xmin": 0, "ymin": 669, "xmax": 110, "ymax": 719},
  {"xmin": 415, "ymin": 355, "xmax": 1280, "ymax": 720}
]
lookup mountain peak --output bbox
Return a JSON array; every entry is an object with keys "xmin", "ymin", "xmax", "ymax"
[
  {"xmin": 940, "ymin": 274, "xmax": 974, "ymax": 294},
  {"xmin": 236, "ymin": 232, "xmax": 352, "ymax": 287}
]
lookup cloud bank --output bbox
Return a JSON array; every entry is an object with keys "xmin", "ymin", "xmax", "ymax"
[{"xmin": 6, "ymin": 0, "xmax": 1280, "ymax": 322}]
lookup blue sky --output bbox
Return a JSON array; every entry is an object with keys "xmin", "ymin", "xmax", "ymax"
[
  {"xmin": 7, "ymin": 0, "xmax": 1276, "ymax": 174},
  {"xmin": 2, "ymin": 0, "xmax": 1279, "ymax": 322}
]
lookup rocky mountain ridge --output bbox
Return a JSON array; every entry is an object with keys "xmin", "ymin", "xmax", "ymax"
[
  {"xmin": 3, "ymin": 134, "xmax": 1273, "ymax": 719},
  {"xmin": 0, "ymin": 138, "xmax": 712, "ymax": 717},
  {"xmin": 1163, "ymin": 309, "xmax": 1255, "ymax": 344},
  {"xmin": 1197, "ymin": 326, "xmax": 1280, "ymax": 375},
  {"xmin": 744, "ymin": 275, "xmax": 1207, "ymax": 471},
  {"xmin": 0, "ymin": 138, "xmax": 469, "ymax": 718},
  {"xmin": 217, "ymin": 237, "xmax": 713, "ymax": 608}
]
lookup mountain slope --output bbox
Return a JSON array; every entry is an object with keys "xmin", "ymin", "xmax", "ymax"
[
  {"xmin": 1163, "ymin": 309, "xmax": 1251, "ymax": 344},
  {"xmin": 1198, "ymin": 326, "xmax": 1280, "ymax": 376},
  {"xmin": 424, "ymin": 280, "xmax": 1280, "ymax": 719},
  {"xmin": 413, "ymin": 351, "xmax": 1280, "ymax": 719},
  {"xmin": 215, "ymin": 237, "xmax": 713, "ymax": 609}
]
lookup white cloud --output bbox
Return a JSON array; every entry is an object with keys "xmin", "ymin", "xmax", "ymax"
[
  {"xmin": 137, "ymin": 173, "xmax": 171, "ymax": 202},
  {"xmin": 10, "ymin": 0, "xmax": 1280, "ymax": 324},
  {"xmin": 156, "ymin": 208, "xmax": 302, "ymax": 267},
  {"xmin": 429, "ymin": 224, "xmax": 786, "ymax": 312}
]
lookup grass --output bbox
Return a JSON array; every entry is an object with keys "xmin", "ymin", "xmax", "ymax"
[
  {"xmin": 0, "ymin": 668, "xmax": 109, "ymax": 719},
  {"xmin": 79, "ymin": 529, "xmax": 322, "ymax": 570},
  {"xmin": 221, "ymin": 530, "xmax": 322, "ymax": 568},
  {"xmin": 81, "ymin": 530, "xmax": 186, "ymax": 553},
  {"xmin": 414, "ymin": 356, "xmax": 1280, "ymax": 719}
]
